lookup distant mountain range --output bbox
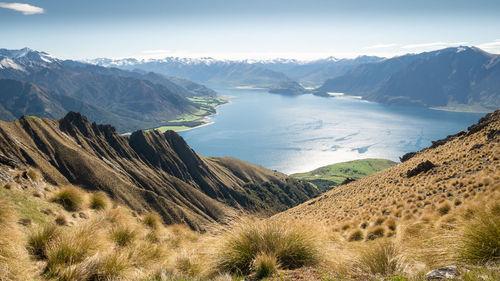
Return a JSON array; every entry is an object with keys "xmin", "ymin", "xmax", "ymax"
[
  {"xmin": 1, "ymin": 46, "xmax": 498, "ymax": 133},
  {"xmin": 316, "ymin": 46, "xmax": 500, "ymax": 110},
  {"xmin": 90, "ymin": 48, "xmax": 500, "ymax": 111},
  {"xmin": 0, "ymin": 48, "xmax": 218, "ymax": 132},
  {"xmin": 90, "ymin": 56, "xmax": 383, "ymax": 88}
]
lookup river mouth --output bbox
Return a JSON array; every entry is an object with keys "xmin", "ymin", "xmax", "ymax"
[{"xmin": 179, "ymin": 88, "xmax": 484, "ymax": 174}]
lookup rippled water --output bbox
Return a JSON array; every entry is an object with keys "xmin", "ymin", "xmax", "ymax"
[{"xmin": 180, "ymin": 88, "xmax": 484, "ymax": 174}]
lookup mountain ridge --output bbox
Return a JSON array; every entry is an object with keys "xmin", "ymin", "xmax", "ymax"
[
  {"xmin": 0, "ymin": 112, "xmax": 319, "ymax": 230},
  {"xmin": 0, "ymin": 48, "xmax": 222, "ymax": 132},
  {"xmin": 316, "ymin": 46, "xmax": 500, "ymax": 110}
]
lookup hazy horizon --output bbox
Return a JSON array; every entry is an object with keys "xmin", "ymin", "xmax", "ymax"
[{"xmin": 1, "ymin": 0, "xmax": 499, "ymax": 60}]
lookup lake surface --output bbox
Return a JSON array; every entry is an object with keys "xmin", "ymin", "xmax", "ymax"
[{"xmin": 179, "ymin": 88, "xmax": 484, "ymax": 174}]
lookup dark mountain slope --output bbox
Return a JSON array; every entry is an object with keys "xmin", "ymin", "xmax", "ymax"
[
  {"xmin": 317, "ymin": 47, "xmax": 500, "ymax": 109},
  {"xmin": 0, "ymin": 48, "xmax": 220, "ymax": 132},
  {"xmin": 0, "ymin": 112, "xmax": 319, "ymax": 230},
  {"xmin": 0, "ymin": 78, "xmax": 160, "ymax": 130}
]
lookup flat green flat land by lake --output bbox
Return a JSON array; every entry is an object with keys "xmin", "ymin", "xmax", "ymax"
[
  {"xmin": 152, "ymin": 96, "xmax": 227, "ymax": 132},
  {"xmin": 291, "ymin": 158, "xmax": 397, "ymax": 192}
]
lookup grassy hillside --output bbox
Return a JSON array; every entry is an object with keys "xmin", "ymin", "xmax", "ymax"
[
  {"xmin": 0, "ymin": 111, "xmax": 499, "ymax": 280},
  {"xmin": 291, "ymin": 158, "xmax": 397, "ymax": 192},
  {"xmin": 0, "ymin": 112, "xmax": 319, "ymax": 231}
]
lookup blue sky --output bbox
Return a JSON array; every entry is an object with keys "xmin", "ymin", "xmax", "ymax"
[{"xmin": 1, "ymin": 0, "xmax": 499, "ymax": 60}]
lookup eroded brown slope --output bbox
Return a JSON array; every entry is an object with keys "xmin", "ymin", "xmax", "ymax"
[
  {"xmin": 276, "ymin": 110, "xmax": 500, "ymax": 235},
  {"xmin": 0, "ymin": 112, "xmax": 318, "ymax": 229}
]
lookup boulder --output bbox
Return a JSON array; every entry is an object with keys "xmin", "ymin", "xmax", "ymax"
[
  {"xmin": 425, "ymin": 265, "xmax": 458, "ymax": 280},
  {"xmin": 407, "ymin": 160, "xmax": 436, "ymax": 177}
]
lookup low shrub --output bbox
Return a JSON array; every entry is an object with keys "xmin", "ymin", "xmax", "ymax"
[
  {"xmin": 52, "ymin": 186, "xmax": 85, "ymax": 211},
  {"xmin": 213, "ymin": 218, "xmax": 322, "ymax": 275}
]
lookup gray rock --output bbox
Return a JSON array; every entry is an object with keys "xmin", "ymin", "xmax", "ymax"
[{"xmin": 425, "ymin": 265, "xmax": 458, "ymax": 280}]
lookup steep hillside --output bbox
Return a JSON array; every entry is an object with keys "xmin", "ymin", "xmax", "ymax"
[
  {"xmin": 0, "ymin": 48, "xmax": 222, "ymax": 132},
  {"xmin": 317, "ymin": 47, "xmax": 500, "ymax": 110},
  {"xmin": 0, "ymin": 112, "xmax": 319, "ymax": 230},
  {"xmin": 0, "ymin": 166, "xmax": 214, "ymax": 280},
  {"xmin": 277, "ymin": 110, "xmax": 500, "ymax": 234},
  {"xmin": 0, "ymin": 79, "xmax": 152, "ymax": 130}
]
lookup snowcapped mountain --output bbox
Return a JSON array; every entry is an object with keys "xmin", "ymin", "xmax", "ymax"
[
  {"xmin": 0, "ymin": 47, "xmax": 58, "ymax": 68},
  {"xmin": 87, "ymin": 55, "xmax": 384, "ymax": 87},
  {"xmin": 0, "ymin": 48, "xmax": 220, "ymax": 132}
]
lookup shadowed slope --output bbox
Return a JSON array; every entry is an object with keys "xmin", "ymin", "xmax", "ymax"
[{"xmin": 0, "ymin": 112, "xmax": 319, "ymax": 230}]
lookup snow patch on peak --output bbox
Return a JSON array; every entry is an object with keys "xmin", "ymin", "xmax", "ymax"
[{"xmin": 0, "ymin": 57, "xmax": 26, "ymax": 72}]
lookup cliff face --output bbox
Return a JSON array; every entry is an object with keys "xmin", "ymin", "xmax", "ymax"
[{"xmin": 0, "ymin": 112, "xmax": 319, "ymax": 230}]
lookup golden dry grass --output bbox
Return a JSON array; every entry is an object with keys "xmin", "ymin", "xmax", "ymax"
[{"xmin": 0, "ymin": 111, "xmax": 499, "ymax": 280}]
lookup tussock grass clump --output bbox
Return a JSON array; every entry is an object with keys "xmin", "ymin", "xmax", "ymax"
[
  {"xmin": 55, "ymin": 214, "xmax": 68, "ymax": 226},
  {"xmin": 28, "ymin": 224, "xmax": 61, "ymax": 259},
  {"xmin": 26, "ymin": 169, "xmax": 41, "ymax": 182},
  {"xmin": 252, "ymin": 252, "xmax": 279, "ymax": 279},
  {"xmin": 348, "ymin": 229, "xmax": 364, "ymax": 242},
  {"xmin": 110, "ymin": 226, "xmax": 137, "ymax": 247},
  {"xmin": 143, "ymin": 211, "xmax": 162, "ymax": 230},
  {"xmin": 437, "ymin": 202, "xmax": 452, "ymax": 216},
  {"xmin": 456, "ymin": 205, "xmax": 500, "ymax": 264},
  {"xmin": 87, "ymin": 252, "xmax": 130, "ymax": 280},
  {"xmin": 175, "ymin": 251, "xmax": 201, "ymax": 277},
  {"xmin": 45, "ymin": 225, "xmax": 100, "ymax": 277},
  {"xmin": 213, "ymin": 218, "xmax": 322, "ymax": 275},
  {"xmin": 90, "ymin": 191, "xmax": 110, "ymax": 210},
  {"xmin": 366, "ymin": 226, "xmax": 385, "ymax": 240},
  {"xmin": 52, "ymin": 186, "xmax": 85, "ymax": 211},
  {"xmin": 355, "ymin": 240, "xmax": 405, "ymax": 276}
]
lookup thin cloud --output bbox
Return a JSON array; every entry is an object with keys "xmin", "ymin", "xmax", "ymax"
[
  {"xmin": 0, "ymin": 2, "xmax": 44, "ymax": 15},
  {"xmin": 403, "ymin": 42, "xmax": 468, "ymax": 49},
  {"xmin": 477, "ymin": 40, "xmax": 500, "ymax": 53},
  {"xmin": 362, "ymin": 43, "xmax": 397, "ymax": 50},
  {"xmin": 477, "ymin": 40, "xmax": 500, "ymax": 48}
]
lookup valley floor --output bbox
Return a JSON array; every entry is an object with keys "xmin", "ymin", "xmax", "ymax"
[{"xmin": 153, "ymin": 96, "xmax": 228, "ymax": 132}]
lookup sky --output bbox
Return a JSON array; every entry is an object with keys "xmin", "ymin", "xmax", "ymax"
[{"xmin": 1, "ymin": 0, "xmax": 500, "ymax": 60}]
